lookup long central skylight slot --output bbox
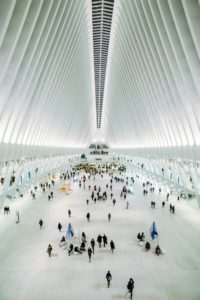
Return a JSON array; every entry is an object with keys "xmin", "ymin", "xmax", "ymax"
[{"xmin": 92, "ymin": 0, "xmax": 114, "ymax": 129}]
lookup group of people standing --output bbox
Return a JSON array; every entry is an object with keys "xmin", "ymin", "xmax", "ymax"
[{"xmin": 66, "ymin": 232, "xmax": 115, "ymax": 263}]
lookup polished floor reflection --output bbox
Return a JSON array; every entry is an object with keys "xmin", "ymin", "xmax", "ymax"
[{"xmin": 0, "ymin": 171, "xmax": 200, "ymax": 300}]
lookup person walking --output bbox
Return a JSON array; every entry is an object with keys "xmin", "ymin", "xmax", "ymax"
[
  {"xmin": 82, "ymin": 232, "xmax": 87, "ymax": 243},
  {"xmin": 127, "ymin": 278, "xmax": 134, "ymax": 299},
  {"xmin": 91, "ymin": 238, "xmax": 95, "ymax": 254},
  {"xmin": 39, "ymin": 219, "xmax": 43, "ymax": 229},
  {"xmin": 88, "ymin": 247, "xmax": 92, "ymax": 262},
  {"xmin": 58, "ymin": 222, "xmax": 62, "ymax": 232},
  {"xmin": 112, "ymin": 199, "xmax": 116, "ymax": 206},
  {"xmin": 86, "ymin": 212, "xmax": 90, "ymax": 222},
  {"xmin": 103, "ymin": 234, "xmax": 108, "ymax": 247},
  {"xmin": 80, "ymin": 241, "xmax": 86, "ymax": 252},
  {"xmin": 106, "ymin": 271, "xmax": 112, "ymax": 288},
  {"xmin": 97, "ymin": 234, "xmax": 102, "ymax": 248},
  {"xmin": 68, "ymin": 209, "xmax": 71, "ymax": 217},
  {"xmin": 110, "ymin": 240, "xmax": 115, "ymax": 253},
  {"xmin": 47, "ymin": 244, "xmax": 53, "ymax": 257},
  {"xmin": 68, "ymin": 244, "xmax": 74, "ymax": 256},
  {"xmin": 108, "ymin": 213, "xmax": 111, "ymax": 222}
]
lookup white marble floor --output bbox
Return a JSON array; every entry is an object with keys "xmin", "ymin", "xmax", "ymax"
[{"xmin": 0, "ymin": 171, "xmax": 200, "ymax": 300}]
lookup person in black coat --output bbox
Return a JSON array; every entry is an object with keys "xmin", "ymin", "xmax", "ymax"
[
  {"xmin": 106, "ymin": 271, "xmax": 112, "ymax": 288},
  {"xmin": 86, "ymin": 212, "xmax": 90, "ymax": 222},
  {"xmin": 145, "ymin": 241, "xmax": 151, "ymax": 251},
  {"xmin": 127, "ymin": 278, "xmax": 134, "ymax": 299},
  {"xmin": 58, "ymin": 222, "xmax": 62, "ymax": 232},
  {"xmin": 91, "ymin": 238, "xmax": 95, "ymax": 254},
  {"xmin": 68, "ymin": 244, "xmax": 74, "ymax": 256},
  {"xmin": 110, "ymin": 240, "xmax": 115, "ymax": 253},
  {"xmin": 39, "ymin": 219, "xmax": 43, "ymax": 229},
  {"xmin": 80, "ymin": 242, "xmax": 86, "ymax": 251},
  {"xmin": 88, "ymin": 247, "xmax": 92, "ymax": 262},
  {"xmin": 103, "ymin": 234, "xmax": 107, "ymax": 247},
  {"xmin": 97, "ymin": 234, "xmax": 102, "ymax": 248},
  {"xmin": 82, "ymin": 232, "xmax": 87, "ymax": 243}
]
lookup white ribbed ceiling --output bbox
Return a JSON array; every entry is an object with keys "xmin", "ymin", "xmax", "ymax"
[
  {"xmin": 102, "ymin": 0, "xmax": 200, "ymax": 148},
  {"xmin": 0, "ymin": 0, "xmax": 96, "ymax": 148},
  {"xmin": 0, "ymin": 0, "xmax": 200, "ymax": 149}
]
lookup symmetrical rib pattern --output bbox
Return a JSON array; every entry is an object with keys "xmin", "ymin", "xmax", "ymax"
[
  {"xmin": 103, "ymin": 0, "xmax": 200, "ymax": 148},
  {"xmin": 92, "ymin": 0, "xmax": 114, "ymax": 128},
  {"xmin": 0, "ymin": 0, "xmax": 95, "ymax": 148},
  {"xmin": 0, "ymin": 0, "xmax": 200, "ymax": 154}
]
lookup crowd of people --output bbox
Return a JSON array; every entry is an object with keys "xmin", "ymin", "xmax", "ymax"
[
  {"xmin": 40, "ymin": 169, "xmax": 135, "ymax": 295},
  {"xmin": 3, "ymin": 162, "xmax": 181, "ymax": 298}
]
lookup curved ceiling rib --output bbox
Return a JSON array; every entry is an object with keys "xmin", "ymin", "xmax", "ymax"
[
  {"xmin": 0, "ymin": 0, "xmax": 96, "ymax": 148},
  {"xmin": 0, "ymin": 0, "xmax": 200, "ymax": 154},
  {"xmin": 102, "ymin": 0, "xmax": 200, "ymax": 148}
]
